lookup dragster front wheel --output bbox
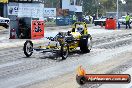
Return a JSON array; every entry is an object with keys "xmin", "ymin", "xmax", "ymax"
[{"xmin": 23, "ymin": 40, "xmax": 33, "ymax": 57}]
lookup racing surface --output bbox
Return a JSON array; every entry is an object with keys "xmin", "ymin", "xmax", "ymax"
[{"xmin": 0, "ymin": 27, "xmax": 132, "ymax": 88}]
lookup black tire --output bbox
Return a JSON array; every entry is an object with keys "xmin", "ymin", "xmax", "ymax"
[
  {"xmin": 3, "ymin": 24, "xmax": 7, "ymax": 28},
  {"xmin": 60, "ymin": 44, "xmax": 69, "ymax": 60},
  {"xmin": 23, "ymin": 40, "xmax": 33, "ymax": 57},
  {"xmin": 94, "ymin": 23, "xmax": 97, "ymax": 26},
  {"xmin": 80, "ymin": 34, "xmax": 92, "ymax": 53},
  {"xmin": 76, "ymin": 75, "xmax": 87, "ymax": 85},
  {"xmin": 1, "ymin": 23, "xmax": 9, "ymax": 28}
]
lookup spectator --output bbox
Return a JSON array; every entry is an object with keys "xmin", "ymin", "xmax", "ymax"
[
  {"xmin": 125, "ymin": 13, "xmax": 131, "ymax": 29},
  {"xmin": 89, "ymin": 15, "xmax": 93, "ymax": 24},
  {"xmin": 72, "ymin": 14, "xmax": 77, "ymax": 24},
  {"xmin": 78, "ymin": 16, "xmax": 83, "ymax": 22},
  {"xmin": 92, "ymin": 14, "xmax": 96, "ymax": 24}
]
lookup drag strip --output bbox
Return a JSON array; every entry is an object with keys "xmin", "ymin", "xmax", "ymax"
[{"xmin": 0, "ymin": 30, "xmax": 132, "ymax": 88}]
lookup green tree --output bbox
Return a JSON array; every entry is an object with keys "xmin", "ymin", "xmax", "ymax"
[
  {"xmin": 125, "ymin": 0, "xmax": 132, "ymax": 12},
  {"xmin": 83, "ymin": 0, "xmax": 98, "ymax": 15},
  {"xmin": 82, "ymin": 0, "xmax": 118, "ymax": 16}
]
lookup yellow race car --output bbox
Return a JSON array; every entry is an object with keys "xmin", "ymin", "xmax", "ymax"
[{"xmin": 23, "ymin": 22, "xmax": 92, "ymax": 60}]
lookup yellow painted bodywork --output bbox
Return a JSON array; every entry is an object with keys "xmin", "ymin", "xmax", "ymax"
[
  {"xmin": 38, "ymin": 22, "xmax": 89, "ymax": 52},
  {"xmin": 72, "ymin": 22, "xmax": 88, "ymax": 35},
  {"xmin": 0, "ymin": 0, "xmax": 8, "ymax": 3},
  {"xmin": 71, "ymin": 32, "xmax": 81, "ymax": 39}
]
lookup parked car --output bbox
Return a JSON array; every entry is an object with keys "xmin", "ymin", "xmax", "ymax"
[
  {"xmin": 94, "ymin": 16, "xmax": 106, "ymax": 26},
  {"xmin": 119, "ymin": 16, "xmax": 132, "ymax": 25},
  {"xmin": 0, "ymin": 17, "xmax": 10, "ymax": 28}
]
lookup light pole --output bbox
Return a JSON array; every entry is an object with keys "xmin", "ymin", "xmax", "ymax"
[
  {"xmin": 117, "ymin": 0, "xmax": 119, "ymax": 29},
  {"xmin": 97, "ymin": 3, "xmax": 100, "ymax": 19},
  {"xmin": 97, "ymin": 8, "xmax": 98, "ymax": 19},
  {"xmin": 52, "ymin": 0, "xmax": 54, "ymax": 8}
]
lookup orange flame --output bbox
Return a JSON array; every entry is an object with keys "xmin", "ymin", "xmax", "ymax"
[{"xmin": 77, "ymin": 66, "xmax": 86, "ymax": 76}]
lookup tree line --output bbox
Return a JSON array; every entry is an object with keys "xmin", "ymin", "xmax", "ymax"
[{"xmin": 43, "ymin": 0, "xmax": 132, "ymax": 15}]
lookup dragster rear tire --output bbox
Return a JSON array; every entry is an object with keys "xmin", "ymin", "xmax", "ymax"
[{"xmin": 80, "ymin": 34, "xmax": 92, "ymax": 53}]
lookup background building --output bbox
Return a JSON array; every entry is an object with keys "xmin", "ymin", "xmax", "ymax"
[{"xmin": 0, "ymin": 0, "xmax": 8, "ymax": 17}]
